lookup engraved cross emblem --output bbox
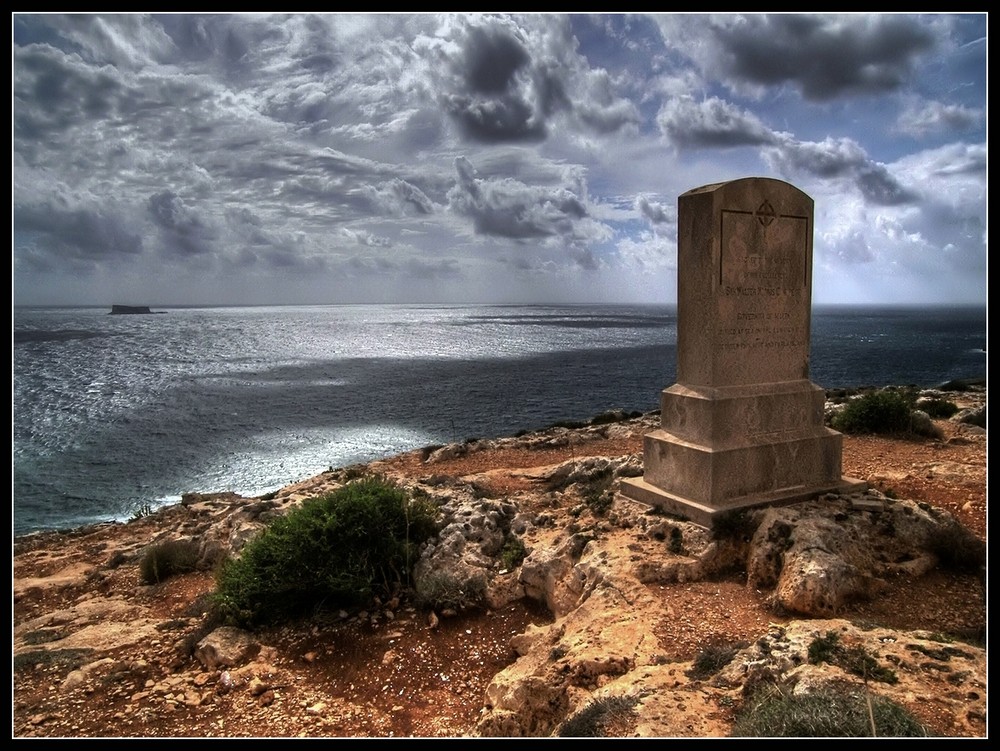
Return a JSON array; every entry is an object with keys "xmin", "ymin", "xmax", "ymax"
[{"xmin": 755, "ymin": 199, "xmax": 776, "ymax": 227}]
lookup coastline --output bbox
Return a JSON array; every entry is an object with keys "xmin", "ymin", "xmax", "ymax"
[{"xmin": 14, "ymin": 386, "xmax": 987, "ymax": 737}]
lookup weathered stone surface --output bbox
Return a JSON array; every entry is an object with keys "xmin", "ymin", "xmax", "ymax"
[
  {"xmin": 955, "ymin": 404, "xmax": 986, "ymax": 427},
  {"xmin": 473, "ymin": 489, "xmax": 984, "ymax": 736},
  {"xmin": 710, "ymin": 619, "xmax": 986, "ymax": 737},
  {"xmin": 12, "ymin": 399, "xmax": 986, "ymax": 738},
  {"xmin": 14, "ymin": 595, "xmax": 161, "ymax": 653},
  {"xmin": 194, "ymin": 626, "xmax": 259, "ymax": 670},
  {"xmin": 622, "ymin": 178, "xmax": 865, "ymax": 525}
]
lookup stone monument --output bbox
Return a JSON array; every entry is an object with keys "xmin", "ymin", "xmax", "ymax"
[{"xmin": 620, "ymin": 177, "xmax": 866, "ymax": 527}]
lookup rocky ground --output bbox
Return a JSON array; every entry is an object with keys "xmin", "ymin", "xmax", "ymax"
[{"xmin": 12, "ymin": 387, "xmax": 987, "ymax": 738}]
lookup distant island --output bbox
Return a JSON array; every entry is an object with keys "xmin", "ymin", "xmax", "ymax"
[{"xmin": 109, "ymin": 305, "xmax": 165, "ymax": 315}]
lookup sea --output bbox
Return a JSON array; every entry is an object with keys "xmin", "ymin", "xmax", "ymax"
[{"xmin": 12, "ymin": 303, "xmax": 987, "ymax": 537}]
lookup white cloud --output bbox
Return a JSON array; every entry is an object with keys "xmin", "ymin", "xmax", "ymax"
[{"xmin": 12, "ymin": 13, "xmax": 986, "ymax": 307}]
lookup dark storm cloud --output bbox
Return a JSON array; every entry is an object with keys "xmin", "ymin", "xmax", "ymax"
[
  {"xmin": 220, "ymin": 207, "xmax": 327, "ymax": 274},
  {"xmin": 855, "ymin": 165, "xmax": 918, "ymax": 206},
  {"xmin": 13, "ymin": 36, "xmax": 223, "ymax": 166},
  {"xmin": 656, "ymin": 97, "xmax": 779, "ymax": 148},
  {"xmin": 442, "ymin": 91, "xmax": 547, "ymax": 145},
  {"xmin": 433, "ymin": 15, "xmax": 636, "ymax": 144},
  {"xmin": 463, "ymin": 25, "xmax": 531, "ymax": 95},
  {"xmin": 147, "ymin": 191, "xmax": 218, "ymax": 257},
  {"xmin": 763, "ymin": 137, "xmax": 917, "ymax": 206},
  {"xmin": 11, "ymin": 13, "xmax": 987, "ymax": 307},
  {"xmin": 438, "ymin": 22, "xmax": 546, "ymax": 143},
  {"xmin": 765, "ymin": 137, "xmax": 868, "ymax": 178},
  {"xmin": 571, "ymin": 248, "xmax": 601, "ymax": 271},
  {"xmin": 13, "ymin": 43, "xmax": 123, "ymax": 138},
  {"xmin": 447, "ymin": 156, "xmax": 587, "ymax": 240},
  {"xmin": 445, "ymin": 95, "xmax": 546, "ymax": 144},
  {"xmin": 14, "ymin": 200, "xmax": 142, "ymax": 272},
  {"xmin": 666, "ymin": 14, "xmax": 938, "ymax": 101}
]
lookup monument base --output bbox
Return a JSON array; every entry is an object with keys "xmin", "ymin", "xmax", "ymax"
[
  {"xmin": 619, "ymin": 379, "xmax": 867, "ymax": 528},
  {"xmin": 623, "ymin": 177, "xmax": 868, "ymax": 528},
  {"xmin": 619, "ymin": 474, "xmax": 867, "ymax": 529}
]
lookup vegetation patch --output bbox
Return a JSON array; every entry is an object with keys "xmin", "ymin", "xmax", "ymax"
[
  {"xmin": 581, "ymin": 466, "xmax": 615, "ymax": 516},
  {"xmin": 906, "ymin": 642, "xmax": 974, "ymax": 661},
  {"xmin": 499, "ymin": 534, "xmax": 527, "ymax": 571},
  {"xmin": 212, "ymin": 476, "xmax": 439, "ymax": 628},
  {"xmin": 129, "ymin": 503, "xmax": 154, "ymax": 521},
  {"xmin": 414, "ymin": 570, "xmax": 487, "ymax": 611},
  {"xmin": 926, "ymin": 522, "xmax": 986, "ymax": 573},
  {"xmin": 915, "ymin": 398, "xmax": 959, "ymax": 418},
  {"xmin": 808, "ymin": 631, "xmax": 898, "ymax": 684},
  {"xmin": 589, "ymin": 409, "xmax": 640, "ymax": 426},
  {"xmin": 548, "ymin": 419, "xmax": 589, "ymax": 430},
  {"xmin": 830, "ymin": 389, "xmax": 916, "ymax": 435},
  {"xmin": 558, "ymin": 695, "xmax": 639, "ymax": 737},
  {"xmin": 687, "ymin": 641, "xmax": 749, "ymax": 680},
  {"xmin": 21, "ymin": 628, "xmax": 69, "ymax": 646},
  {"xmin": 139, "ymin": 539, "xmax": 200, "ymax": 585},
  {"xmin": 730, "ymin": 684, "xmax": 926, "ymax": 737},
  {"xmin": 13, "ymin": 648, "xmax": 94, "ymax": 672}
]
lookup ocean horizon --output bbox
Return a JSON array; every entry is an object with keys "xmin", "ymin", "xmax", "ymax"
[{"xmin": 13, "ymin": 302, "xmax": 987, "ymax": 536}]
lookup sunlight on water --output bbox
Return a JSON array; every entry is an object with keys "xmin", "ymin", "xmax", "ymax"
[
  {"xmin": 12, "ymin": 303, "xmax": 984, "ymax": 535},
  {"xmin": 177, "ymin": 424, "xmax": 439, "ymax": 502}
]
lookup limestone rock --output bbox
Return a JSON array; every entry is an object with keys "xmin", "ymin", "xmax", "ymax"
[
  {"xmin": 954, "ymin": 404, "xmax": 986, "ymax": 428},
  {"xmin": 194, "ymin": 626, "xmax": 259, "ymax": 670}
]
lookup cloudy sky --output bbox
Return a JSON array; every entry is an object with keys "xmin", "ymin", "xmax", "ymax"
[{"xmin": 12, "ymin": 13, "xmax": 987, "ymax": 307}]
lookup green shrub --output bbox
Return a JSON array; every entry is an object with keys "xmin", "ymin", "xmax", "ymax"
[
  {"xmin": 139, "ymin": 539, "xmax": 200, "ymax": 584},
  {"xmin": 807, "ymin": 630, "xmax": 841, "ymax": 664},
  {"xmin": 807, "ymin": 631, "xmax": 897, "ymax": 684},
  {"xmin": 830, "ymin": 390, "xmax": 915, "ymax": 434},
  {"xmin": 731, "ymin": 685, "xmax": 926, "ymax": 737},
  {"xmin": 581, "ymin": 467, "xmax": 615, "ymax": 516},
  {"xmin": 212, "ymin": 476, "xmax": 439, "ymax": 628},
  {"xmin": 915, "ymin": 398, "xmax": 959, "ymax": 419},
  {"xmin": 499, "ymin": 535, "xmax": 527, "ymax": 570}
]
